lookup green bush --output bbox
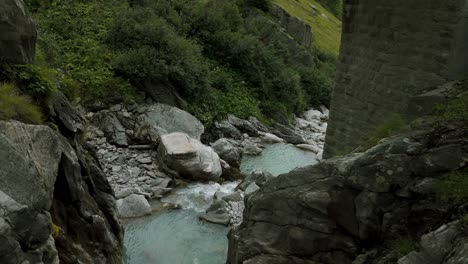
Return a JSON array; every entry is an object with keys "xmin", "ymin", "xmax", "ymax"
[
  {"xmin": 0, "ymin": 83, "xmax": 43, "ymax": 124},
  {"xmin": 107, "ymin": 8, "xmax": 210, "ymax": 98},
  {"xmin": 362, "ymin": 114, "xmax": 407, "ymax": 149},
  {"xmin": 297, "ymin": 67, "xmax": 332, "ymax": 107},
  {"xmin": 190, "ymin": 67, "xmax": 262, "ymax": 126}
]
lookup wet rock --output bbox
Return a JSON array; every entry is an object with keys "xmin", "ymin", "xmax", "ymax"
[
  {"xmin": 200, "ymin": 210, "xmax": 231, "ymax": 226},
  {"xmin": 116, "ymin": 194, "xmax": 152, "ymax": 218},
  {"xmin": 295, "ymin": 144, "xmax": 321, "ymax": 153},
  {"xmin": 242, "ymin": 144, "xmax": 263, "ymax": 156}
]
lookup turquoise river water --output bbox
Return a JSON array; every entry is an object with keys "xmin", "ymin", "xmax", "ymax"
[{"xmin": 123, "ymin": 143, "xmax": 319, "ymax": 264}]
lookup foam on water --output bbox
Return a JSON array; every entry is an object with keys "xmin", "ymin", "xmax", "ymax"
[{"xmin": 161, "ymin": 181, "xmax": 239, "ymax": 212}]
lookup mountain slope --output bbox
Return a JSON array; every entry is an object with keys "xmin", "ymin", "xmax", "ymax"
[{"xmin": 273, "ymin": 0, "xmax": 341, "ymax": 57}]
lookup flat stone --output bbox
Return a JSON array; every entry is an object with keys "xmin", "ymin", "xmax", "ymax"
[{"xmin": 244, "ymin": 183, "xmax": 260, "ymax": 195}]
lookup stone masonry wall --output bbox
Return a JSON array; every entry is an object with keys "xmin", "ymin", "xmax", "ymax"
[{"xmin": 324, "ymin": 0, "xmax": 468, "ymax": 157}]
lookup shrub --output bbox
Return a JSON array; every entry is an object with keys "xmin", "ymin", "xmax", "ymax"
[
  {"xmin": 0, "ymin": 83, "xmax": 43, "ymax": 124},
  {"xmin": 436, "ymin": 171, "xmax": 468, "ymax": 204},
  {"xmin": 362, "ymin": 114, "xmax": 407, "ymax": 149},
  {"xmin": 242, "ymin": 0, "xmax": 272, "ymax": 12},
  {"xmin": 190, "ymin": 67, "xmax": 262, "ymax": 126},
  {"xmin": 297, "ymin": 67, "xmax": 332, "ymax": 107},
  {"xmin": 107, "ymin": 8, "xmax": 210, "ymax": 98}
]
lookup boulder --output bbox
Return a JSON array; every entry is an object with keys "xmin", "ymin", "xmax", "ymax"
[
  {"xmin": 199, "ymin": 210, "xmax": 231, "ymax": 226},
  {"xmin": 242, "ymin": 144, "xmax": 263, "ymax": 156},
  {"xmin": 227, "ymin": 115, "xmax": 260, "ymax": 137},
  {"xmin": 259, "ymin": 132, "xmax": 284, "ymax": 143},
  {"xmin": 116, "ymin": 194, "xmax": 152, "ymax": 218},
  {"xmin": 244, "ymin": 183, "xmax": 260, "ymax": 195},
  {"xmin": 212, "ymin": 138, "xmax": 242, "ymax": 167},
  {"xmin": 135, "ymin": 103, "xmax": 204, "ymax": 141},
  {"xmin": 295, "ymin": 144, "xmax": 321, "ymax": 153},
  {"xmin": 303, "ymin": 109, "xmax": 323, "ymax": 122},
  {"xmin": 157, "ymin": 132, "xmax": 222, "ymax": 181},
  {"xmin": 248, "ymin": 117, "xmax": 269, "ymax": 133},
  {"xmin": 0, "ymin": 0, "xmax": 36, "ymax": 64},
  {"xmin": 214, "ymin": 121, "xmax": 243, "ymax": 140},
  {"xmin": 272, "ymin": 123, "xmax": 306, "ymax": 144}
]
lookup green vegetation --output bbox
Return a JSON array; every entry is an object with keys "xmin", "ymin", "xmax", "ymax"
[
  {"xmin": 436, "ymin": 171, "xmax": 468, "ymax": 204},
  {"xmin": 25, "ymin": 0, "xmax": 335, "ymax": 126},
  {"xmin": 31, "ymin": 0, "xmax": 138, "ymax": 105},
  {"xmin": 0, "ymin": 83, "xmax": 44, "ymax": 124},
  {"xmin": 432, "ymin": 94, "xmax": 468, "ymax": 121},
  {"xmin": 390, "ymin": 237, "xmax": 418, "ymax": 257},
  {"xmin": 273, "ymin": 0, "xmax": 342, "ymax": 57},
  {"xmin": 362, "ymin": 114, "xmax": 407, "ymax": 149}
]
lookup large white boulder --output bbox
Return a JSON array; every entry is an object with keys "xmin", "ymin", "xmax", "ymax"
[
  {"xmin": 135, "ymin": 103, "xmax": 204, "ymax": 142},
  {"xmin": 158, "ymin": 132, "xmax": 222, "ymax": 181}
]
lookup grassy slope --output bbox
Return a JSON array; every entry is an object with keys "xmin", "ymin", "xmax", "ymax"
[{"xmin": 273, "ymin": 0, "xmax": 341, "ymax": 57}]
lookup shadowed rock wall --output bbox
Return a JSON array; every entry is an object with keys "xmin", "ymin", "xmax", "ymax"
[{"xmin": 324, "ymin": 0, "xmax": 468, "ymax": 157}]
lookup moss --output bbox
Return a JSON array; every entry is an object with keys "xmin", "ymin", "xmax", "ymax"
[
  {"xmin": 390, "ymin": 237, "xmax": 418, "ymax": 257},
  {"xmin": 273, "ymin": 0, "xmax": 341, "ymax": 57},
  {"xmin": 432, "ymin": 94, "xmax": 468, "ymax": 121},
  {"xmin": 361, "ymin": 114, "xmax": 407, "ymax": 149},
  {"xmin": 0, "ymin": 83, "xmax": 44, "ymax": 124},
  {"xmin": 52, "ymin": 223, "xmax": 60, "ymax": 237},
  {"xmin": 436, "ymin": 171, "xmax": 468, "ymax": 204}
]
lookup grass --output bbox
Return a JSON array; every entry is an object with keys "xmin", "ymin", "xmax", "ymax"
[
  {"xmin": 361, "ymin": 114, "xmax": 407, "ymax": 149},
  {"xmin": 0, "ymin": 83, "xmax": 44, "ymax": 124},
  {"xmin": 432, "ymin": 94, "xmax": 468, "ymax": 121},
  {"xmin": 436, "ymin": 171, "xmax": 468, "ymax": 204},
  {"xmin": 390, "ymin": 237, "xmax": 418, "ymax": 257},
  {"xmin": 273, "ymin": 0, "xmax": 341, "ymax": 57}
]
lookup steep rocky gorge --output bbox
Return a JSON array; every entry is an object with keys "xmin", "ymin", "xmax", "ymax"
[{"xmin": 0, "ymin": 1, "xmax": 122, "ymax": 263}]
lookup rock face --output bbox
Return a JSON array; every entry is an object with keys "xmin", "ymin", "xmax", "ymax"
[
  {"xmin": 0, "ymin": 121, "xmax": 122, "ymax": 264},
  {"xmin": 270, "ymin": 4, "xmax": 312, "ymax": 49},
  {"xmin": 228, "ymin": 118, "xmax": 468, "ymax": 264},
  {"xmin": 157, "ymin": 132, "xmax": 222, "ymax": 181},
  {"xmin": 136, "ymin": 103, "xmax": 204, "ymax": 140},
  {"xmin": 324, "ymin": 0, "xmax": 468, "ymax": 157},
  {"xmin": 0, "ymin": 0, "xmax": 36, "ymax": 64}
]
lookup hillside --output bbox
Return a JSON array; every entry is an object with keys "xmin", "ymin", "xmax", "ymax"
[{"xmin": 273, "ymin": 0, "xmax": 342, "ymax": 57}]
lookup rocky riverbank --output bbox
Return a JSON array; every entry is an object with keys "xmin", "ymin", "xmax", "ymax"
[{"xmin": 82, "ymin": 102, "xmax": 328, "ymax": 224}]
